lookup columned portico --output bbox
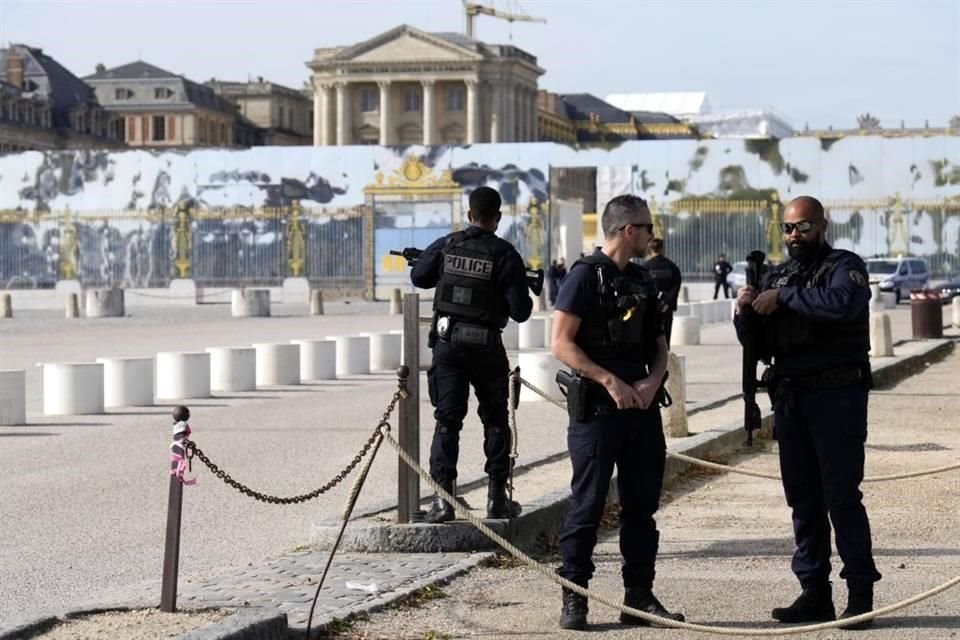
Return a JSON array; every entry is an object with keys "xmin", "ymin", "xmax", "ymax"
[
  {"xmin": 466, "ymin": 79, "xmax": 479, "ymax": 144},
  {"xmin": 378, "ymin": 81, "xmax": 391, "ymax": 146},
  {"xmin": 335, "ymin": 81, "xmax": 348, "ymax": 146},
  {"xmin": 422, "ymin": 80, "xmax": 435, "ymax": 145}
]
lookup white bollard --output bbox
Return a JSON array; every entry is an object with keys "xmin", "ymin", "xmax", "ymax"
[
  {"xmin": 254, "ymin": 343, "xmax": 301, "ymax": 386},
  {"xmin": 85, "ymin": 288, "xmax": 124, "ymax": 318},
  {"xmin": 869, "ymin": 284, "xmax": 885, "ymax": 312},
  {"xmin": 291, "ymin": 339, "xmax": 336, "ymax": 381},
  {"xmin": 674, "ymin": 303, "xmax": 690, "ymax": 318},
  {"xmin": 673, "ymin": 316, "xmax": 702, "ymax": 346},
  {"xmin": 953, "ymin": 297, "xmax": 960, "ymax": 328},
  {"xmin": 679, "ymin": 286, "xmax": 689, "ymax": 303},
  {"xmin": 65, "ymin": 293, "xmax": 80, "ymax": 318},
  {"xmin": 518, "ymin": 351, "xmax": 564, "ymax": 403},
  {"xmin": 663, "ymin": 352, "xmax": 688, "ymax": 437},
  {"xmin": 870, "ymin": 313, "xmax": 894, "ymax": 357},
  {"xmin": 389, "ymin": 288, "xmax": 403, "ymax": 315},
  {"xmin": 206, "ymin": 347, "xmax": 256, "ymax": 392},
  {"xmin": 688, "ymin": 302, "xmax": 705, "ymax": 325},
  {"xmin": 0, "ymin": 293, "xmax": 11, "ymax": 318},
  {"xmin": 155, "ymin": 352, "xmax": 211, "ymax": 400},
  {"xmin": 542, "ymin": 314, "xmax": 554, "ymax": 349},
  {"xmin": 231, "ymin": 288, "xmax": 271, "ymax": 317},
  {"xmin": 328, "ymin": 335, "xmax": 370, "ymax": 376},
  {"xmin": 881, "ymin": 292, "xmax": 897, "ymax": 309},
  {"xmin": 502, "ymin": 321, "xmax": 520, "ymax": 351},
  {"xmin": 41, "ymin": 362, "xmax": 104, "ymax": 415},
  {"xmin": 96, "ymin": 357, "xmax": 153, "ymax": 407},
  {"xmin": 519, "ymin": 317, "xmax": 546, "ymax": 349},
  {"xmin": 310, "ymin": 289, "xmax": 325, "ymax": 316},
  {"xmin": 0, "ymin": 369, "xmax": 26, "ymax": 425},
  {"xmin": 365, "ymin": 332, "xmax": 402, "ymax": 371}
]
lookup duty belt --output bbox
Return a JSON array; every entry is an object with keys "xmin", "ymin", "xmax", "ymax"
[{"xmin": 779, "ymin": 366, "xmax": 866, "ymax": 390}]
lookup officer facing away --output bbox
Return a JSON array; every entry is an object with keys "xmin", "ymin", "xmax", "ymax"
[
  {"xmin": 644, "ymin": 237, "xmax": 683, "ymax": 347},
  {"xmin": 410, "ymin": 186, "xmax": 533, "ymax": 524},
  {"xmin": 734, "ymin": 195, "xmax": 880, "ymax": 629},
  {"xmin": 551, "ymin": 194, "xmax": 684, "ymax": 630}
]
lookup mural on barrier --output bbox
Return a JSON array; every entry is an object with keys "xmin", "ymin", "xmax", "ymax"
[{"xmin": 0, "ymin": 135, "xmax": 958, "ymax": 291}]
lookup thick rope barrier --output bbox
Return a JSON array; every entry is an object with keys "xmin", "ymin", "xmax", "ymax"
[
  {"xmin": 381, "ymin": 429, "xmax": 960, "ymax": 635},
  {"xmin": 514, "ymin": 375, "xmax": 960, "ymax": 484}
]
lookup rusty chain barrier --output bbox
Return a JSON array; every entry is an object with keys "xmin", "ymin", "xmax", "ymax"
[{"xmin": 182, "ymin": 386, "xmax": 406, "ymax": 505}]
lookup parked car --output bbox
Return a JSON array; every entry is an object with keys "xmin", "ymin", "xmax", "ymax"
[
  {"xmin": 939, "ymin": 273, "xmax": 960, "ymax": 303},
  {"xmin": 727, "ymin": 261, "xmax": 747, "ymax": 296},
  {"xmin": 865, "ymin": 256, "xmax": 929, "ymax": 303}
]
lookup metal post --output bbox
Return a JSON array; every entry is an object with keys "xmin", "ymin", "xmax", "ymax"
[
  {"xmin": 398, "ymin": 293, "xmax": 421, "ymax": 523},
  {"xmin": 160, "ymin": 473, "xmax": 184, "ymax": 612}
]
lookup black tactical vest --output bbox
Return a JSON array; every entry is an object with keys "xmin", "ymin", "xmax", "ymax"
[
  {"xmin": 573, "ymin": 255, "xmax": 656, "ymax": 364},
  {"xmin": 434, "ymin": 231, "xmax": 511, "ymax": 329},
  {"xmin": 762, "ymin": 247, "xmax": 869, "ymax": 364}
]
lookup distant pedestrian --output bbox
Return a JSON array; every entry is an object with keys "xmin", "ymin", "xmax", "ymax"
[{"xmin": 713, "ymin": 253, "xmax": 733, "ymax": 299}]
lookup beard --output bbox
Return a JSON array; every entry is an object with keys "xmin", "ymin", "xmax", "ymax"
[{"xmin": 787, "ymin": 235, "xmax": 822, "ymax": 262}]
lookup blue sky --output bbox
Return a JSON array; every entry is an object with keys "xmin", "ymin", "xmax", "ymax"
[{"xmin": 2, "ymin": 0, "xmax": 957, "ymax": 130}]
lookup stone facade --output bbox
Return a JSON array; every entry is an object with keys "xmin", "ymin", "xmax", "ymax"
[
  {"xmin": 85, "ymin": 61, "xmax": 237, "ymax": 147},
  {"xmin": 307, "ymin": 25, "xmax": 543, "ymax": 146},
  {"xmin": 207, "ymin": 78, "xmax": 312, "ymax": 146}
]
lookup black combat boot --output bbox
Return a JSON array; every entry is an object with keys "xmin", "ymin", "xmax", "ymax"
[
  {"xmin": 620, "ymin": 587, "xmax": 686, "ymax": 626},
  {"xmin": 771, "ymin": 582, "xmax": 836, "ymax": 623},
  {"xmin": 559, "ymin": 587, "xmax": 588, "ymax": 630},
  {"xmin": 838, "ymin": 582, "xmax": 874, "ymax": 630},
  {"xmin": 423, "ymin": 479, "xmax": 455, "ymax": 524},
  {"xmin": 486, "ymin": 478, "xmax": 522, "ymax": 519}
]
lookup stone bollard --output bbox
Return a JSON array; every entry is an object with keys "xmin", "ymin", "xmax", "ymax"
[
  {"xmin": 156, "ymin": 352, "xmax": 211, "ymax": 400},
  {"xmin": 673, "ymin": 316, "xmax": 701, "ymax": 346},
  {"xmin": 254, "ymin": 343, "xmax": 301, "ymax": 386},
  {"xmin": 65, "ymin": 293, "xmax": 80, "ymax": 318},
  {"xmin": 365, "ymin": 332, "xmax": 402, "ymax": 371},
  {"xmin": 502, "ymin": 321, "xmax": 520, "ymax": 351},
  {"xmin": 85, "ymin": 288, "xmax": 125, "ymax": 318},
  {"xmin": 231, "ymin": 288, "xmax": 270, "ymax": 317},
  {"xmin": 663, "ymin": 352, "xmax": 687, "ymax": 437},
  {"xmin": 870, "ymin": 312, "xmax": 894, "ymax": 357},
  {"xmin": 542, "ymin": 314, "xmax": 554, "ymax": 349},
  {"xmin": 41, "ymin": 362, "xmax": 105, "ymax": 415},
  {"xmin": 291, "ymin": 339, "xmax": 336, "ymax": 381},
  {"xmin": 679, "ymin": 286, "xmax": 689, "ymax": 303},
  {"xmin": 954, "ymin": 297, "xmax": 960, "ymax": 328},
  {"xmin": 309, "ymin": 289, "xmax": 325, "ymax": 316},
  {"xmin": 869, "ymin": 284, "xmax": 884, "ymax": 313},
  {"xmin": 389, "ymin": 288, "xmax": 403, "ymax": 315},
  {"xmin": 518, "ymin": 351, "xmax": 563, "ymax": 403},
  {"xmin": 328, "ymin": 335, "xmax": 370, "ymax": 376},
  {"xmin": 0, "ymin": 293, "xmax": 12, "ymax": 318},
  {"xmin": 206, "ymin": 347, "xmax": 256, "ymax": 392},
  {"xmin": 0, "ymin": 369, "xmax": 26, "ymax": 425},
  {"xmin": 96, "ymin": 357, "xmax": 154, "ymax": 407},
  {"xmin": 519, "ymin": 317, "xmax": 546, "ymax": 349},
  {"xmin": 881, "ymin": 292, "xmax": 897, "ymax": 309}
]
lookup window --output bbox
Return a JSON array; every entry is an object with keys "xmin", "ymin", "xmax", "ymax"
[
  {"xmin": 115, "ymin": 88, "xmax": 134, "ymax": 100},
  {"xmin": 154, "ymin": 87, "xmax": 174, "ymax": 100},
  {"xmin": 910, "ymin": 260, "xmax": 927, "ymax": 274},
  {"xmin": 127, "ymin": 116, "xmax": 137, "ymax": 141},
  {"xmin": 278, "ymin": 105, "xmax": 285, "ymax": 127},
  {"xmin": 446, "ymin": 86, "xmax": 464, "ymax": 111},
  {"xmin": 404, "ymin": 88, "xmax": 421, "ymax": 112},
  {"xmin": 152, "ymin": 115, "xmax": 166, "ymax": 141},
  {"xmin": 220, "ymin": 123, "xmax": 227, "ymax": 144},
  {"xmin": 115, "ymin": 117, "xmax": 126, "ymax": 140},
  {"xmin": 360, "ymin": 87, "xmax": 378, "ymax": 112}
]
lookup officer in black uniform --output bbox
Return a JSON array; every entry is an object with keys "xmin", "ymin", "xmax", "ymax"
[
  {"xmin": 644, "ymin": 237, "xmax": 683, "ymax": 347},
  {"xmin": 410, "ymin": 186, "xmax": 533, "ymax": 524},
  {"xmin": 551, "ymin": 194, "xmax": 684, "ymax": 630},
  {"xmin": 734, "ymin": 195, "xmax": 880, "ymax": 629}
]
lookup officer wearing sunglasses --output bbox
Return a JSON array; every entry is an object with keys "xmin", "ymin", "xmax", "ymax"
[{"xmin": 733, "ymin": 195, "xmax": 879, "ymax": 629}]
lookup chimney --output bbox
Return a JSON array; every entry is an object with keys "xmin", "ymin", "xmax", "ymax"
[
  {"xmin": 95, "ymin": 63, "xmax": 106, "ymax": 74},
  {"xmin": 6, "ymin": 51, "xmax": 24, "ymax": 89}
]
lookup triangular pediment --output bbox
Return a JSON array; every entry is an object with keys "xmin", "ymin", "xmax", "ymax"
[{"xmin": 335, "ymin": 25, "xmax": 484, "ymax": 63}]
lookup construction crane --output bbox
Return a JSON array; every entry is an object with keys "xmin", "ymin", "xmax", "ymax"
[{"xmin": 463, "ymin": 1, "xmax": 546, "ymax": 38}]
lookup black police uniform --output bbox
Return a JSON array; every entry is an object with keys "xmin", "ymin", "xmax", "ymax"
[
  {"xmin": 555, "ymin": 249, "xmax": 669, "ymax": 598},
  {"xmin": 644, "ymin": 254, "xmax": 682, "ymax": 346},
  {"xmin": 735, "ymin": 244, "xmax": 881, "ymax": 608},
  {"xmin": 410, "ymin": 225, "xmax": 532, "ymax": 520}
]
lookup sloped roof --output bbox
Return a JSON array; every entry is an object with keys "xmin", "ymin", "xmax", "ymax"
[
  {"xmin": 0, "ymin": 44, "xmax": 98, "ymax": 127},
  {"xmin": 84, "ymin": 61, "xmax": 179, "ymax": 80},
  {"xmin": 560, "ymin": 93, "xmax": 634, "ymax": 124}
]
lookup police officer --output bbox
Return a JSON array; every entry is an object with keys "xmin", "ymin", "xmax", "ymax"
[
  {"xmin": 644, "ymin": 237, "xmax": 683, "ymax": 347},
  {"xmin": 410, "ymin": 186, "xmax": 533, "ymax": 524},
  {"xmin": 713, "ymin": 253, "xmax": 733, "ymax": 299},
  {"xmin": 551, "ymin": 194, "xmax": 684, "ymax": 630},
  {"xmin": 735, "ymin": 195, "xmax": 880, "ymax": 629}
]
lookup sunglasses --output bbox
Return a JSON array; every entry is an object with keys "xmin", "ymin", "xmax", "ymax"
[
  {"xmin": 779, "ymin": 220, "xmax": 817, "ymax": 234},
  {"xmin": 620, "ymin": 223, "xmax": 654, "ymax": 234}
]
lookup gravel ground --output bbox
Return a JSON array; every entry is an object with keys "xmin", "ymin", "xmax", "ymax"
[{"xmin": 346, "ymin": 347, "xmax": 960, "ymax": 640}]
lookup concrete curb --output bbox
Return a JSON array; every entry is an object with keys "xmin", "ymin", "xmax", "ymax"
[
  {"xmin": 311, "ymin": 338, "xmax": 954, "ymax": 553},
  {"xmin": 0, "ymin": 601, "xmax": 287, "ymax": 640}
]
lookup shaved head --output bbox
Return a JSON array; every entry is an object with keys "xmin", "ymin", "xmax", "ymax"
[{"xmin": 785, "ymin": 196, "xmax": 825, "ymax": 222}]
